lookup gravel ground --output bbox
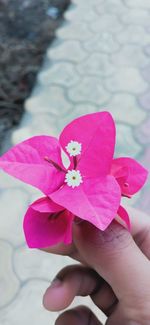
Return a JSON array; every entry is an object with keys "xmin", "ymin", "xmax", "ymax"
[{"xmin": 0, "ymin": 0, "xmax": 70, "ymax": 152}]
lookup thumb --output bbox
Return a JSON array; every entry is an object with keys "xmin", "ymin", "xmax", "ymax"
[{"xmin": 73, "ymin": 220, "xmax": 150, "ymax": 303}]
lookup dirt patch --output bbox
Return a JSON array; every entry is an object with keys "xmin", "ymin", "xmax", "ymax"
[{"xmin": 0, "ymin": 0, "xmax": 70, "ymax": 152}]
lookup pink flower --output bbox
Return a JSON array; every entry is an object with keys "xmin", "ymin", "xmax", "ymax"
[{"xmin": 0, "ymin": 112, "xmax": 148, "ymax": 248}]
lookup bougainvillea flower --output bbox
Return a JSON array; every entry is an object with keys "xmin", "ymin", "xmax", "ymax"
[{"xmin": 0, "ymin": 112, "xmax": 148, "ymax": 248}]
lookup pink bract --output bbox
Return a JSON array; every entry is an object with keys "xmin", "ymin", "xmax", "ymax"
[
  {"xmin": 0, "ymin": 112, "xmax": 148, "ymax": 248},
  {"xmin": 24, "ymin": 197, "xmax": 74, "ymax": 248}
]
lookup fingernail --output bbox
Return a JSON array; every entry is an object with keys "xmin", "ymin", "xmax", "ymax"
[{"xmin": 50, "ymin": 278, "xmax": 62, "ymax": 289}]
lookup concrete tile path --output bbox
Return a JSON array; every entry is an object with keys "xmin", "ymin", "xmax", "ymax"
[{"xmin": 0, "ymin": 0, "xmax": 150, "ymax": 324}]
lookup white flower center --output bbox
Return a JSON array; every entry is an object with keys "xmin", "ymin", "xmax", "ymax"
[
  {"xmin": 65, "ymin": 170, "xmax": 83, "ymax": 188},
  {"xmin": 65, "ymin": 140, "xmax": 82, "ymax": 157}
]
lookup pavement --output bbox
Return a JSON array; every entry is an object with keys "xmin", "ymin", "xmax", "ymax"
[{"xmin": 0, "ymin": 0, "xmax": 150, "ymax": 324}]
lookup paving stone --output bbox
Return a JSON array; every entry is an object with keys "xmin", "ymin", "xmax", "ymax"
[
  {"xmin": 96, "ymin": 0, "xmax": 128, "ymax": 15},
  {"xmin": 142, "ymin": 26, "xmax": 150, "ymax": 33},
  {"xmin": 139, "ymin": 147, "xmax": 150, "ymax": 171},
  {"xmin": 121, "ymin": 192, "xmax": 140, "ymax": 207},
  {"xmin": 63, "ymin": 103, "xmax": 98, "ymax": 121},
  {"xmin": 77, "ymin": 53, "xmax": 116, "ymax": 77},
  {"xmin": 71, "ymin": 0, "xmax": 104, "ymax": 7},
  {"xmin": 120, "ymin": 9, "xmax": 150, "ymax": 26},
  {"xmin": 56, "ymin": 101, "xmax": 145, "ymax": 134},
  {"xmin": 115, "ymin": 124, "xmax": 142, "ymax": 157},
  {"xmin": 0, "ymin": 189, "xmax": 29, "ymax": 246},
  {"xmin": 141, "ymin": 64, "xmax": 150, "ymax": 83},
  {"xmin": 134, "ymin": 153, "xmax": 150, "ymax": 214},
  {"xmin": 65, "ymin": 4, "xmax": 98, "ymax": 22},
  {"xmin": 144, "ymin": 44, "xmax": 150, "ymax": 56},
  {"xmin": 83, "ymin": 32, "xmax": 120, "ymax": 54},
  {"xmin": 12, "ymin": 114, "xmax": 58, "ymax": 145},
  {"xmin": 13, "ymin": 246, "xmax": 72, "ymax": 281},
  {"xmin": 38, "ymin": 62, "xmax": 79, "ymax": 87},
  {"xmin": 68, "ymin": 76, "xmax": 110, "ymax": 105},
  {"xmin": 91, "ymin": 14, "xmax": 123, "ymax": 34},
  {"xmin": 12, "ymin": 126, "xmax": 35, "ymax": 145},
  {"xmin": 57, "ymin": 21, "xmax": 93, "ymax": 41},
  {"xmin": 57, "ymin": 103, "xmax": 99, "ymax": 132},
  {"xmin": 0, "ymin": 171, "xmax": 24, "ymax": 189},
  {"xmin": 0, "ymin": 172, "xmax": 40, "ymax": 198},
  {"xmin": 107, "ymin": 93, "xmax": 146, "ymax": 125},
  {"xmin": 111, "ymin": 44, "xmax": 149, "ymax": 68},
  {"xmin": 25, "ymin": 113, "xmax": 58, "ymax": 136},
  {"xmin": 117, "ymin": 25, "xmax": 150, "ymax": 45},
  {"xmin": 57, "ymin": 103, "xmax": 109, "ymax": 133},
  {"xmin": 0, "ymin": 280, "xmax": 56, "ymax": 325},
  {"xmin": 0, "ymin": 241, "xmax": 20, "ymax": 308},
  {"xmin": 135, "ymin": 181, "xmax": 150, "ymax": 215},
  {"xmin": 139, "ymin": 91, "xmax": 150, "ymax": 110},
  {"xmin": 125, "ymin": 0, "xmax": 150, "ymax": 9},
  {"xmin": 134, "ymin": 117, "xmax": 150, "ymax": 144},
  {"xmin": 26, "ymin": 86, "xmax": 72, "ymax": 116},
  {"xmin": 104, "ymin": 67, "xmax": 148, "ymax": 94},
  {"xmin": 48, "ymin": 40, "xmax": 87, "ymax": 63}
]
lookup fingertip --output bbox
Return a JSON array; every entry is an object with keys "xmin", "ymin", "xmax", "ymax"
[
  {"xmin": 43, "ymin": 279, "xmax": 62, "ymax": 311},
  {"xmin": 43, "ymin": 279, "xmax": 74, "ymax": 311}
]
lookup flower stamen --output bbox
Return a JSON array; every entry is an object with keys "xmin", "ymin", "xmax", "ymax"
[
  {"xmin": 65, "ymin": 169, "xmax": 83, "ymax": 188},
  {"xmin": 66, "ymin": 140, "xmax": 82, "ymax": 157}
]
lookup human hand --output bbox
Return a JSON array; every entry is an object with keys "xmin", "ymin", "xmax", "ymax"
[{"xmin": 42, "ymin": 207, "xmax": 150, "ymax": 325}]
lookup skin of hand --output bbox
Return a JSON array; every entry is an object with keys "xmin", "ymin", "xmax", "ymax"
[{"xmin": 42, "ymin": 207, "xmax": 150, "ymax": 325}]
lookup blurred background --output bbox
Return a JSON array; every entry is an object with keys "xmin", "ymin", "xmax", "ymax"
[{"xmin": 0, "ymin": 0, "xmax": 150, "ymax": 324}]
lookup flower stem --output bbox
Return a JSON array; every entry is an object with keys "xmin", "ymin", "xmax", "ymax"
[{"xmin": 73, "ymin": 156, "xmax": 77, "ymax": 169}]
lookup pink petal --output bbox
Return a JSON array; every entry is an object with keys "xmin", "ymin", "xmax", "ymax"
[
  {"xmin": 59, "ymin": 112, "xmax": 116, "ymax": 177},
  {"xmin": 50, "ymin": 175, "xmax": 121, "ymax": 231},
  {"xmin": 31, "ymin": 196, "xmax": 63, "ymax": 213},
  {"xmin": 117, "ymin": 205, "xmax": 131, "ymax": 230},
  {"xmin": 111, "ymin": 157, "xmax": 148, "ymax": 196},
  {"xmin": 23, "ymin": 202, "xmax": 74, "ymax": 248},
  {"xmin": 0, "ymin": 136, "xmax": 65, "ymax": 195}
]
